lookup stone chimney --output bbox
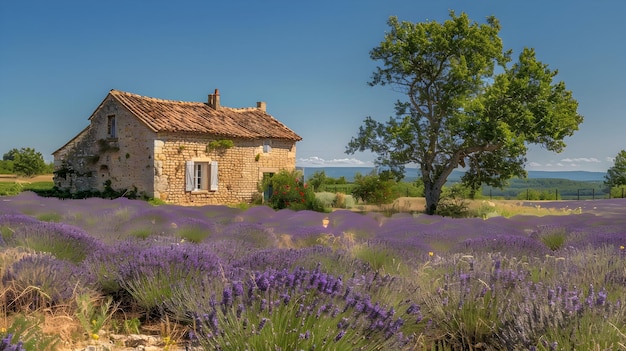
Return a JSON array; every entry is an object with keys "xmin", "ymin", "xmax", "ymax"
[
  {"xmin": 256, "ymin": 101, "xmax": 266, "ymax": 112},
  {"xmin": 208, "ymin": 89, "xmax": 220, "ymax": 110}
]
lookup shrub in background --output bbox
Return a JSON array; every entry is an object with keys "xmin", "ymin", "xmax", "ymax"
[
  {"xmin": 263, "ymin": 170, "xmax": 325, "ymax": 212},
  {"xmin": 609, "ymin": 186, "xmax": 626, "ymax": 199},
  {"xmin": 436, "ymin": 184, "xmax": 470, "ymax": 217},
  {"xmin": 351, "ymin": 173, "xmax": 394, "ymax": 205},
  {"xmin": 307, "ymin": 170, "xmax": 328, "ymax": 192},
  {"xmin": 314, "ymin": 192, "xmax": 336, "ymax": 209},
  {"xmin": 390, "ymin": 180, "xmax": 424, "ymax": 198}
]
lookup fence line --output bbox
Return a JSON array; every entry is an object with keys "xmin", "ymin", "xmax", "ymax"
[
  {"xmin": 323, "ymin": 184, "xmax": 623, "ymax": 201},
  {"xmin": 485, "ymin": 188, "xmax": 616, "ymax": 201}
]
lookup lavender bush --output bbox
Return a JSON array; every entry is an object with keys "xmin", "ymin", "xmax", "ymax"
[
  {"xmin": 2, "ymin": 253, "xmax": 95, "ymax": 309},
  {"xmin": 1, "ymin": 218, "xmax": 103, "ymax": 263},
  {"xmin": 187, "ymin": 265, "xmax": 421, "ymax": 350},
  {"xmin": 115, "ymin": 242, "xmax": 224, "ymax": 315}
]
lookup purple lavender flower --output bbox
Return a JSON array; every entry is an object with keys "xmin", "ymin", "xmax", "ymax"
[
  {"xmin": 222, "ymin": 286, "xmax": 233, "ymax": 306},
  {"xmin": 280, "ymin": 292, "xmax": 291, "ymax": 305},
  {"xmin": 229, "ymin": 280, "xmax": 243, "ymax": 297},
  {"xmin": 385, "ymin": 318, "xmax": 404, "ymax": 338},
  {"xmin": 257, "ymin": 318, "xmax": 268, "ymax": 333},
  {"xmin": 256, "ymin": 273, "xmax": 270, "ymax": 292},
  {"xmin": 209, "ymin": 312, "xmax": 219, "ymax": 331},
  {"xmin": 0, "ymin": 334, "xmax": 26, "ymax": 351},
  {"xmin": 459, "ymin": 273, "xmax": 470, "ymax": 284},
  {"xmin": 597, "ymin": 289, "xmax": 608, "ymax": 306},
  {"xmin": 337, "ymin": 317, "xmax": 349, "ymax": 329},
  {"xmin": 406, "ymin": 303, "xmax": 420, "ymax": 315},
  {"xmin": 236, "ymin": 304, "xmax": 244, "ymax": 318}
]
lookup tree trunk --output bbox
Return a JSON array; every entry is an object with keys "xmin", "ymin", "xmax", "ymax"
[{"xmin": 424, "ymin": 181, "xmax": 442, "ymax": 215}]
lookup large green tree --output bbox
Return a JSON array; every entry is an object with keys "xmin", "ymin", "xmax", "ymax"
[
  {"xmin": 605, "ymin": 150, "xmax": 626, "ymax": 189},
  {"xmin": 346, "ymin": 12, "xmax": 583, "ymax": 214}
]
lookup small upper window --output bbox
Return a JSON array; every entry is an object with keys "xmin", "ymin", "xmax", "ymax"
[
  {"xmin": 107, "ymin": 115, "xmax": 117, "ymax": 138},
  {"xmin": 263, "ymin": 140, "xmax": 272, "ymax": 153}
]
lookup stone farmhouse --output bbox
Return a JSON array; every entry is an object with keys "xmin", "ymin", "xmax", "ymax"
[{"xmin": 52, "ymin": 89, "xmax": 301, "ymax": 205}]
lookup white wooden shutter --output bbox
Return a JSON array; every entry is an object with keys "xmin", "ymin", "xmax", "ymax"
[
  {"xmin": 210, "ymin": 161, "xmax": 218, "ymax": 191},
  {"xmin": 185, "ymin": 161, "xmax": 194, "ymax": 191}
]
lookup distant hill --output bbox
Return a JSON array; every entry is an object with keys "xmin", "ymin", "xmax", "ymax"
[
  {"xmin": 525, "ymin": 171, "xmax": 605, "ymax": 182},
  {"xmin": 298, "ymin": 166, "xmax": 606, "ymax": 183}
]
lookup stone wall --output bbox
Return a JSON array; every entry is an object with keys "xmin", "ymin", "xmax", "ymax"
[
  {"xmin": 53, "ymin": 96, "xmax": 156, "ymax": 196},
  {"xmin": 154, "ymin": 132, "xmax": 297, "ymax": 205}
]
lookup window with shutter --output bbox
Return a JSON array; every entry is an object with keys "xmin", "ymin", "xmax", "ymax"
[
  {"xmin": 185, "ymin": 161, "xmax": 194, "ymax": 191},
  {"xmin": 185, "ymin": 160, "xmax": 217, "ymax": 192},
  {"xmin": 210, "ymin": 161, "xmax": 218, "ymax": 191}
]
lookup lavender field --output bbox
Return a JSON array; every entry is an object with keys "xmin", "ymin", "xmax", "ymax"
[{"xmin": 1, "ymin": 192, "xmax": 625, "ymax": 350}]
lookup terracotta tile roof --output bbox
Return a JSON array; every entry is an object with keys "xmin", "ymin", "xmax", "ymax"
[{"xmin": 108, "ymin": 89, "xmax": 302, "ymax": 141}]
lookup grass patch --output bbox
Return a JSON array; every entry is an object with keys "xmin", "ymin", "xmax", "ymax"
[
  {"xmin": 177, "ymin": 226, "xmax": 210, "ymax": 243},
  {"xmin": 129, "ymin": 228, "xmax": 153, "ymax": 240},
  {"xmin": 534, "ymin": 226, "xmax": 568, "ymax": 251},
  {"xmin": 35, "ymin": 212, "xmax": 62, "ymax": 222},
  {"xmin": 148, "ymin": 198, "xmax": 167, "ymax": 206},
  {"xmin": 22, "ymin": 181, "xmax": 55, "ymax": 192},
  {"xmin": 0, "ymin": 182, "xmax": 23, "ymax": 196},
  {"xmin": 0, "ymin": 181, "xmax": 55, "ymax": 196}
]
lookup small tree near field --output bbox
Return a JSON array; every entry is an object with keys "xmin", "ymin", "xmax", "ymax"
[
  {"xmin": 308, "ymin": 170, "xmax": 328, "ymax": 192},
  {"xmin": 351, "ymin": 171, "xmax": 395, "ymax": 206},
  {"xmin": 11, "ymin": 147, "xmax": 47, "ymax": 177},
  {"xmin": 605, "ymin": 150, "xmax": 626, "ymax": 194},
  {"xmin": 605, "ymin": 149, "xmax": 626, "ymax": 187}
]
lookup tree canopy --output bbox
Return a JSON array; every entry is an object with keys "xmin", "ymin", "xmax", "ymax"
[
  {"xmin": 2, "ymin": 149, "xmax": 19, "ymax": 161},
  {"xmin": 4, "ymin": 147, "xmax": 48, "ymax": 177},
  {"xmin": 605, "ymin": 150, "xmax": 626, "ymax": 189},
  {"xmin": 346, "ymin": 11, "xmax": 583, "ymax": 214}
]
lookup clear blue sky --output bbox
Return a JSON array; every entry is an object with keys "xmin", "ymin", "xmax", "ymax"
[{"xmin": 1, "ymin": 0, "xmax": 624, "ymax": 172}]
